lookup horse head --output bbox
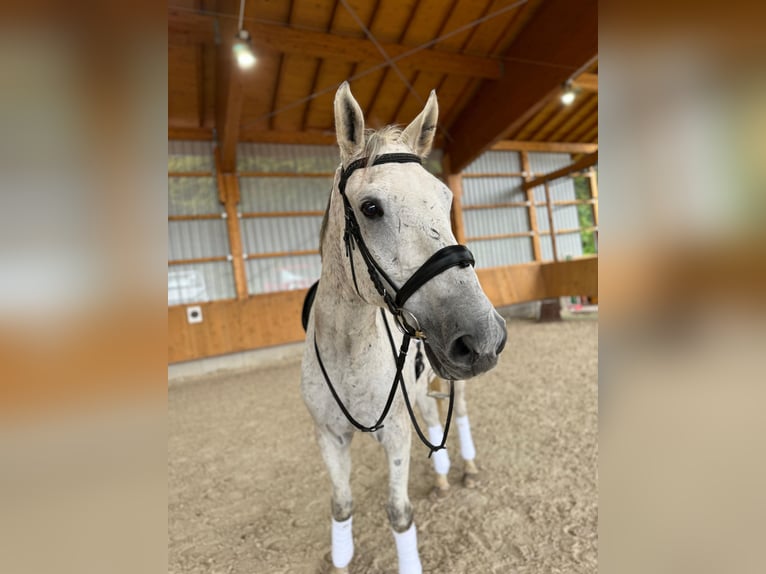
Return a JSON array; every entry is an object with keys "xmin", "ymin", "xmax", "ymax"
[{"xmin": 328, "ymin": 81, "xmax": 507, "ymax": 380}]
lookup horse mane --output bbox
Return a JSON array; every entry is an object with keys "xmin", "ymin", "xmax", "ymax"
[{"xmin": 319, "ymin": 126, "xmax": 409, "ymax": 257}]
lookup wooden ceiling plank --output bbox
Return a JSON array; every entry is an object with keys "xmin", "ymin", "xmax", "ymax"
[
  {"xmin": 293, "ymin": 0, "xmax": 372, "ymax": 133},
  {"xmin": 389, "ymin": 0, "xmax": 457, "ymax": 126},
  {"xmin": 237, "ymin": 50, "xmax": 282, "ymax": 133},
  {"xmin": 169, "ymin": 44, "xmax": 202, "ymax": 128},
  {"xmin": 578, "ymin": 124, "xmax": 598, "ymax": 144},
  {"xmin": 365, "ymin": 0, "xmax": 422, "ymax": 126},
  {"xmin": 424, "ymin": 0, "xmax": 499, "ymax": 133},
  {"xmin": 456, "ymin": 0, "xmax": 521, "ymax": 57},
  {"xmin": 487, "ymin": 0, "xmax": 544, "ymax": 56},
  {"xmin": 271, "ymin": 54, "xmax": 323, "ymax": 131},
  {"xmin": 563, "ymin": 114, "xmax": 598, "ymax": 143},
  {"xmin": 549, "ymin": 95, "xmax": 597, "ymax": 142},
  {"xmin": 297, "ymin": 0, "xmax": 339, "ymax": 131},
  {"xmin": 388, "ymin": 70, "xmax": 421, "ymax": 126},
  {"xmin": 438, "ymin": 0, "xmax": 527, "ymax": 130},
  {"xmin": 197, "ymin": 44, "xmax": 206, "ymax": 128},
  {"xmin": 530, "ymin": 95, "xmax": 592, "ymax": 142},
  {"xmin": 168, "ymin": 8, "xmax": 503, "ymax": 79},
  {"xmin": 301, "ymin": 59, "xmax": 357, "ymax": 131},
  {"xmin": 395, "ymin": 71, "xmax": 444, "ymax": 127},
  {"xmin": 511, "ymin": 97, "xmax": 560, "ymax": 141},
  {"xmin": 441, "ymin": 0, "xmax": 542, "ymax": 133},
  {"xmin": 203, "ymin": 43, "xmax": 217, "ymax": 128},
  {"xmin": 444, "ymin": 0, "xmax": 597, "ymax": 172},
  {"xmin": 431, "ymin": 0, "xmax": 492, "ymax": 52},
  {"xmin": 266, "ymin": 54, "xmax": 285, "ymax": 130},
  {"xmin": 251, "ymin": 0, "xmax": 291, "ymax": 22}
]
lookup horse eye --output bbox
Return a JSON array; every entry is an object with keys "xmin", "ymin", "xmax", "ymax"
[{"xmin": 360, "ymin": 200, "xmax": 383, "ymax": 219}]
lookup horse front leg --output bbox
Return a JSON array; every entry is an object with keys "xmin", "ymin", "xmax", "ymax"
[
  {"xmin": 316, "ymin": 426, "xmax": 355, "ymax": 573},
  {"xmin": 381, "ymin": 424, "xmax": 422, "ymax": 574},
  {"xmin": 414, "ymin": 378, "xmax": 450, "ymax": 497},
  {"xmin": 454, "ymin": 380, "xmax": 479, "ymax": 487}
]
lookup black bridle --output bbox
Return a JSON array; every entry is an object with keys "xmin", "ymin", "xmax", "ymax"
[{"xmin": 312, "ymin": 152, "xmax": 476, "ymax": 456}]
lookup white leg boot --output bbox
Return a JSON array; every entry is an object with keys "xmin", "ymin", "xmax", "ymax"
[
  {"xmin": 456, "ymin": 415, "xmax": 476, "ymax": 462},
  {"xmin": 392, "ymin": 522, "xmax": 422, "ymax": 574},
  {"xmin": 331, "ymin": 516, "xmax": 354, "ymax": 569}
]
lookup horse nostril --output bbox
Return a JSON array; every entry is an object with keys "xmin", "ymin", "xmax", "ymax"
[
  {"xmin": 450, "ymin": 335, "xmax": 476, "ymax": 361},
  {"xmin": 495, "ymin": 330, "xmax": 508, "ymax": 355}
]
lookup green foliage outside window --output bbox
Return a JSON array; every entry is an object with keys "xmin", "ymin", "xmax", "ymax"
[{"xmin": 573, "ymin": 172, "xmax": 597, "ymax": 255}]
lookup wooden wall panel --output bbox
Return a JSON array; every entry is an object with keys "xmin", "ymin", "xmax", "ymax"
[
  {"xmin": 476, "ymin": 257, "xmax": 598, "ymax": 308},
  {"xmin": 540, "ymin": 256, "xmax": 598, "ymax": 299},
  {"xmin": 168, "ymin": 289, "xmax": 308, "ymax": 363},
  {"xmin": 169, "ymin": 257, "xmax": 598, "ymax": 363}
]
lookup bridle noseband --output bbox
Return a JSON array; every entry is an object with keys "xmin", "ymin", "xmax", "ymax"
[
  {"xmin": 337, "ymin": 153, "xmax": 475, "ymax": 338},
  {"xmin": 312, "ymin": 152, "xmax": 476, "ymax": 456}
]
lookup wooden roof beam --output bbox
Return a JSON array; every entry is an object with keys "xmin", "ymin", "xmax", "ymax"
[
  {"xmin": 214, "ymin": 2, "xmax": 245, "ymax": 173},
  {"xmin": 493, "ymin": 141, "xmax": 598, "ymax": 154},
  {"xmin": 521, "ymin": 151, "xmax": 598, "ymax": 190},
  {"xmin": 443, "ymin": 0, "xmax": 597, "ymax": 173},
  {"xmin": 572, "ymin": 72, "xmax": 598, "ymax": 92},
  {"xmin": 169, "ymin": 8, "xmax": 503, "ymax": 79}
]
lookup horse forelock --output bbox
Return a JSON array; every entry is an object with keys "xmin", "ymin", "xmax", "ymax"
[{"xmin": 361, "ymin": 126, "xmax": 407, "ymax": 165}]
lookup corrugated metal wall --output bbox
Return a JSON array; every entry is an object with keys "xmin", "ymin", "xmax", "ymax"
[
  {"xmin": 528, "ymin": 153, "xmax": 583, "ymax": 261},
  {"xmin": 463, "ymin": 151, "xmax": 529, "ymax": 268},
  {"xmin": 168, "ymin": 140, "xmax": 216, "ymax": 172},
  {"xmin": 462, "ymin": 176, "xmax": 526, "ymax": 206},
  {"xmin": 461, "ymin": 150, "xmax": 584, "ymax": 267},
  {"xmin": 237, "ymin": 142, "xmax": 336, "ymax": 295},
  {"xmin": 235, "ymin": 143, "xmax": 444, "ymax": 295},
  {"xmin": 168, "ymin": 140, "xmax": 591, "ymax": 305},
  {"xmin": 239, "ymin": 177, "xmax": 329, "ymax": 212},
  {"xmin": 463, "ymin": 150, "xmax": 521, "ymax": 173},
  {"xmin": 168, "ymin": 142, "xmax": 235, "ymax": 305},
  {"xmin": 237, "ymin": 142, "xmax": 339, "ymax": 173}
]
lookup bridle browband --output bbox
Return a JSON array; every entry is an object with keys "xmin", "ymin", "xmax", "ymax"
[{"xmin": 313, "ymin": 152, "xmax": 476, "ymax": 456}]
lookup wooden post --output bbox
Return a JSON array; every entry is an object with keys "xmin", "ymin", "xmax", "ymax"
[
  {"xmin": 215, "ymin": 147, "xmax": 248, "ymax": 300},
  {"xmin": 543, "ymin": 182, "xmax": 558, "ymax": 262},
  {"xmin": 587, "ymin": 169, "xmax": 599, "ymax": 227},
  {"xmin": 443, "ymin": 156, "xmax": 467, "ymax": 245},
  {"xmin": 222, "ymin": 175, "xmax": 248, "ymax": 300},
  {"xmin": 520, "ymin": 151, "xmax": 542, "ymax": 262}
]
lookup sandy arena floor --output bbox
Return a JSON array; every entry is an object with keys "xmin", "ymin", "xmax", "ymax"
[{"xmin": 169, "ymin": 317, "xmax": 598, "ymax": 574}]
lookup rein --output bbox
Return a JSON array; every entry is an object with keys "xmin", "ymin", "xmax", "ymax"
[{"xmin": 311, "ymin": 152, "xmax": 474, "ymax": 456}]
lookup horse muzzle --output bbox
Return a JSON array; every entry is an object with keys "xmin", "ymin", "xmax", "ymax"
[{"xmin": 423, "ymin": 310, "xmax": 507, "ymax": 380}]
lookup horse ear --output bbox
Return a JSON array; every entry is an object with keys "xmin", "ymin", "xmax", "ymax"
[
  {"xmin": 402, "ymin": 90, "xmax": 438, "ymax": 158},
  {"xmin": 334, "ymin": 82, "xmax": 365, "ymax": 163}
]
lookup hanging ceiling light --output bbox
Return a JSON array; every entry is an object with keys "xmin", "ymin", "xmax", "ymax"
[
  {"xmin": 233, "ymin": 0, "xmax": 256, "ymax": 70},
  {"xmin": 233, "ymin": 29, "xmax": 256, "ymax": 69},
  {"xmin": 560, "ymin": 82, "xmax": 576, "ymax": 105}
]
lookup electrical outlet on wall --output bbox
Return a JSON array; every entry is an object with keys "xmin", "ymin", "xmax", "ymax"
[{"xmin": 186, "ymin": 305, "xmax": 203, "ymax": 324}]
